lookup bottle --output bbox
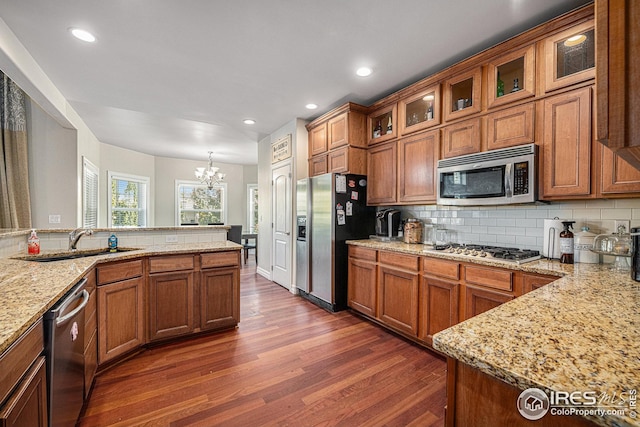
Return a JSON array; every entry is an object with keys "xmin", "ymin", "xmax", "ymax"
[
  {"xmin": 386, "ymin": 117, "xmax": 392, "ymax": 134},
  {"xmin": 108, "ymin": 234, "xmax": 118, "ymax": 252},
  {"xmin": 27, "ymin": 229, "xmax": 40, "ymax": 255},
  {"xmin": 574, "ymin": 226, "xmax": 599, "ymax": 264},
  {"xmin": 559, "ymin": 221, "xmax": 575, "ymax": 264},
  {"xmin": 497, "ymin": 72, "xmax": 504, "ymax": 97},
  {"xmin": 373, "ymin": 120, "xmax": 382, "ymax": 138},
  {"xmin": 511, "ymin": 78, "xmax": 520, "ymax": 92},
  {"xmin": 426, "ymin": 103, "xmax": 433, "ymax": 120}
]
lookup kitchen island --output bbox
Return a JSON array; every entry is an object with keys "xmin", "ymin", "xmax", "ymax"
[{"xmin": 347, "ymin": 239, "xmax": 638, "ymax": 427}]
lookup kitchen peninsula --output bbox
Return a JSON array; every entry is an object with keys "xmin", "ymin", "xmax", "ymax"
[
  {"xmin": 346, "ymin": 239, "xmax": 639, "ymax": 427},
  {"xmin": 0, "ymin": 227, "xmax": 242, "ymax": 425}
]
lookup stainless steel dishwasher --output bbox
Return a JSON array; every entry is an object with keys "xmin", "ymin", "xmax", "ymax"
[{"xmin": 44, "ymin": 277, "xmax": 89, "ymax": 427}]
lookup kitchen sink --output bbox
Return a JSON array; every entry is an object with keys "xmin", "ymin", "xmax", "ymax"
[{"xmin": 13, "ymin": 247, "xmax": 140, "ymax": 262}]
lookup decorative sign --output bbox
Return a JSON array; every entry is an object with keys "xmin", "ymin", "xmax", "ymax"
[{"xmin": 271, "ymin": 134, "xmax": 292, "ymax": 163}]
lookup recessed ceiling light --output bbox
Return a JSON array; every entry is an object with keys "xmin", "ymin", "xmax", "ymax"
[
  {"xmin": 69, "ymin": 28, "xmax": 96, "ymax": 43},
  {"xmin": 564, "ymin": 34, "xmax": 586, "ymax": 47},
  {"xmin": 243, "ymin": 119, "xmax": 256, "ymax": 125},
  {"xmin": 356, "ymin": 67, "xmax": 372, "ymax": 77},
  {"xmin": 305, "ymin": 103, "xmax": 318, "ymax": 110}
]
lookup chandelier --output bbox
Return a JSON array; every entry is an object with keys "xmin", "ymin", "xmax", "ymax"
[{"xmin": 195, "ymin": 151, "xmax": 226, "ymax": 189}]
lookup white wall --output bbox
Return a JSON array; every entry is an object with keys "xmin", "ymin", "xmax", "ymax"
[{"xmin": 27, "ymin": 100, "xmax": 78, "ymax": 228}]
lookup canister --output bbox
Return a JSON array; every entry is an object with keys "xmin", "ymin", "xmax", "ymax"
[
  {"xmin": 403, "ymin": 218, "xmax": 423, "ymax": 244},
  {"xmin": 574, "ymin": 226, "xmax": 599, "ymax": 263}
]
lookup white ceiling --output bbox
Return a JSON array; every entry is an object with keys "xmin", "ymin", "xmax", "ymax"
[{"xmin": 0, "ymin": 0, "xmax": 591, "ymax": 165}]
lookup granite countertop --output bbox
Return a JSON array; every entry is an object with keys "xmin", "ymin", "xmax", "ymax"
[
  {"xmin": 0, "ymin": 241, "xmax": 242, "ymax": 356},
  {"xmin": 347, "ymin": 239, "xmax": 639, "ymax": 427}
]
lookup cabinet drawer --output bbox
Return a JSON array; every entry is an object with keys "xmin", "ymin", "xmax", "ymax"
[
  {"xmin": 149, "ymin": 255, "xmax": 195, "ymax": 273},
  {"xmin": 349, "ymin": 246, "xmax": 377, "ymax": 262},
  {"xmin": 423, "ymin": 257, "xmax": 460, "ymax": 281},
  {"xmin": 379, "ymin": 251, "xmax": 419, "ymax": 271},
  {"xmin": 97, "ymin": 260, "xmax": 143, "ymax": 285},
  {"xmin": 465, "ymin": 265, "xmax": 513, "ymax": 292},
  {"xmin": 0, "ymin": 319, "xmax": 43, "ymax": 404},
  {"xmin": 201, "ymin": 251, "xmax": 240, "ymax": 268}
]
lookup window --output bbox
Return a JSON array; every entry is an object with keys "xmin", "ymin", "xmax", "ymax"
[
  {"xmin": 82, "ymin": 157, "xmax": 99, "ymax": 228},
  {"xmin": 176, "ymin": 180, "xmax": 227, "ymax": 225},
  {"xmin": 108, "ymin": 171, "xmax": 149, "ymax": 227},
  {"xmin": 247, "ymin": 184, "xmax": 258, "ymax": 233}
]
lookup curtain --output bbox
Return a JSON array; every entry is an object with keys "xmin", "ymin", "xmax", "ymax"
[{"xmin": 0, "ymin": 71, "xmax": 31, "ymax": 228}]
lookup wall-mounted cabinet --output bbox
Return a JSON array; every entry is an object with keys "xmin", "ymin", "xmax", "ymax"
[
  {"xmin": 486, "ymin": 102, "xmax": 535, "ymax": 150},
  {"xmin": 543, "ymin": 19, "xmax": 595, "ymax": 93},
  {"xmin": 397, "ymin": 130, "xmax": 439, "ymax": 203},
  {"xmin": 367, "ymin": 141, "xmax": 397, "ymax": 205},
  {"xmin": 487, "ymin": 45, "xmax": 535, "ymax": 109},
  {"xmin": 309, "ymin": 124, "xmax": 328, "ymax": 157},
  {"xmin": 367, "ymin": 104, "xmax": 397, "ymax": 145},
  {"xmin": 595, "ymin": 0, "xmax": 640, "ymax": 170},
  {"xmin": 398, "ymin": 85, "xmax": 441, "ymax": 136},
  {"xmin": 599, "ymin": 144, "xmax": 640, "ymax": 196},
  {"xmin": 441, "ymin": 117, "xmax": 482, "ymax": 158},
  {"xmin": 328, "ymin": 147, "xmax": 366, "ymax": 175},
  {"xmin": 443, "ymin": 67, "xmax": 482, "ymax": 122}
]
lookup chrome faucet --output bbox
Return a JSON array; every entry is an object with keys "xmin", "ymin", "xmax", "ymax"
[{"xmin": 69, "ymin": 228, "xmax": 93, "ymax": 251}]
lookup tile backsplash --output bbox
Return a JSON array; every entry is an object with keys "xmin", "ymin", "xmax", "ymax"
[{"xmin": 394, "ymin": 198, "xmax": 640, "ymax": 250}]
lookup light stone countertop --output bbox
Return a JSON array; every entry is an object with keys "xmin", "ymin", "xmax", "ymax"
[
  {"xmin": 347, "ymin": 239, "xmax": 639, "ymax": 427},
  {"xmin": 0, "ymin": 241, "xmax": 241, "ymax": 356}
]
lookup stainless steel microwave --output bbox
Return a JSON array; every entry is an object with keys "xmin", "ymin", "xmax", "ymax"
[{"xmin": 437, "ymin": 143, "xmax": 536, "ymax": 206}]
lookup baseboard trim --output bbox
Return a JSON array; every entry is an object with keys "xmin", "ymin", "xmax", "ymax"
[{"xmin": 256, "ymin": 266, "xmax": 271, "ymax": 280}]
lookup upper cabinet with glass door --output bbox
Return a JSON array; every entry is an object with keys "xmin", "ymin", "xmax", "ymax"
[
  {"xmin": 443, "ymin": 67, "xmax": 482, "ymax": 122},
  {"xmin": 487, "ymin": 45, "xmax": 535, "ymax": 109},
  {"xmin": 398, "ymin": 84, "xmax": 441, "ymax": 136},
  {"xmin": 367, "ymin": 104, "xmax": 397, "ymax": 145},
  {"xmin": 543, "ymin": 20, "xmax": 595, "ymax": 92}
]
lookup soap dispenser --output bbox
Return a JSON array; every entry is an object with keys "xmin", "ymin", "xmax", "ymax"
[{"xmin": 27, "ymin": 229, "xmax": 40, "ymax": 255}]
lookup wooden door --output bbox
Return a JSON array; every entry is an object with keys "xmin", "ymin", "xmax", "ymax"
[
  {"xmin": 377, "ymin": 265, "xmax": 419, "ymax": 337},
  {"xmin": 441, "ymin": 117, "xmax": 482, "ymax": 158},
  {"xmin": 200, "ymin": 267, "xmax": 239, "ymax": 331},
  {"xmin": 600, "ymin": 144, "xmax": 640, "ymax": 195},
  {"xmin": 367, "ymin": 141, "xmax": 397, "ymax": 205},
  {"xmin": 541, "ymin": 87, "xmax": 592, "ymax": 198},
  {"xmin": 308, "ymin": 123, "xmax": 327, "ymax": 156},
  {"xmin": 0, "ymin": 357, "xmax": 47, "ymax": 427},
  {"xmin": 309, "ymin": 155, "xmax": 327, "ymax": 177},
  {"xmin": 522, "ymin": 273, "xmax": 557, "ymax": 294},
  {"xmin": 97, "ymin": 277, "xmax": 145, "ymax": 364},
  {"xmin": 328, "ymin": 112, "xmax": 348, "ymax": 149},
  {"xmin": 464, "ymin": 285, "xmax": 514, "ymax": 320},
  {"xmin": 398, "ymin": 130, "xmax": 439, "ymax": 203},
  {"xmin": 347, "ymin": 257, "xmax": 378, "ymax": 317},
  {"xmin": 486, "ymin": 103, "xmax": 534, "ymax": 150},
  {"xmin": 148, "ymin": 271, "xmax": 194, "ymax": 341},
  {"xmin": 419, "ymin": 277, "xmax": 459, "ymax": 346}
]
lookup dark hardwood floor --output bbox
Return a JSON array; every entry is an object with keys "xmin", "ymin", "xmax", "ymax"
[{"xmin": 78, "ymin": 259, "xmax": 446, "ymax": 427}]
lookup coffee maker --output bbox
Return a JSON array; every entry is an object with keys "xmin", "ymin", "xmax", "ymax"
[
  {"xmin": 631, "ymin": 227, "xmax": 640, "ymax": 282},
  {"xmin": 376, "ymin": 209, "xmax": 401, "ymax": 238}
]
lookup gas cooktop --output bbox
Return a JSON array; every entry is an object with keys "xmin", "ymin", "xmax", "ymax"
[{"xmin": 433, "ymin": 244, "xmax": 541, "ymax": 264}]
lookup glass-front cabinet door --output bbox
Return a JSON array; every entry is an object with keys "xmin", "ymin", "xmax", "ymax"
[
  {"xmin": 443, "ymin": 67, "xmax": 481, "ymax": 122},
  {"xmin": 398, "ymin": 84, "xmax": 441, "ymax": 136},
  {"xmin": 367, "ymin": 104, "xmax": 397, "ymax": 145},
  {"xmin": 544, "ymin": 19, "xmax": 595, "ymax": 92},
  {"xmin": 487, "ymin": 44, "xmax": 535, "ymax": 109}
]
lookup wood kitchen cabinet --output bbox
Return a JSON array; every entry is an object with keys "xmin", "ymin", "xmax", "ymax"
[
  {"xmin": 596, "ymin": 0, "xmax": 640, "ymax": 170},
  {"xmin": 397, "ymin": 129, "xmax": 439, "ymax": 203},
  {"xmin": 522, "ymin": 273, "xmax": 558, "ymax": 293},
  {"xmin": 487, "ymin": 44, "xmax": 535, "ymax": 109},
  {"xmin": 463, "ymin": 265, "xmax": 515, "ymax": 320},
  {"xmin": 443, "ymin": 67, "xmax": 482, "ymax": 122},
  {"xmin": 347, "ymin": 246, "xmax": 378, "ymax": 318},
  {"xmin": 486, "ymin": 103, "xmax": 535, "ymax": 150},
  {"xmin": 441, "ymin": 117, "xmax": 482, "ymax": 158},
  {"xmin": 148, "ymin": 255, "xmax": 195, "ymax": 341},
  {"xmin": 377, "ymin": 252, "xmax": 420, "ymax": 337},
  {"xmin": 367, "ymin": 140, "xmax": 397, "ymax": 205},
  {"xmin": 541, "ymin": 86, "xmax": 593, "ymax": 199},
  {"xmin": 306, "ymin": 102, "xmax": 368, "ymax": 176},
  {"xmin": 200, "ymin": 251, "xmax": 240, "ymax": 331},
  {"xmin": 599, "ymin": 137, "xmax": 640, "ymax": 195},
  {"xmin": 420, "ymin": 258, "xmax": 460, "ymax": 346},
  {"xmin": 83, "ymin": 269, "xmax": 97, "ymax": 399},
  {"xmin": 367, "ymin": 104, "xmax": 397, "ymax": 145},
  {"xmin": 398, "ymin": 84, "xmax": 441, "ymax": 136},
  {"xmin": 97, "ymin": 260, "xmax": 145, "ymax": 365},
  {"xmin": 0, "ymin": 320, "xmax": 47, "ymax": 427}
]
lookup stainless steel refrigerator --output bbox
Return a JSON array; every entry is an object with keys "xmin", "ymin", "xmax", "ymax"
[{"xmin": 298, "ymin": 173, "xmax": 376, "ymax": 312}]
